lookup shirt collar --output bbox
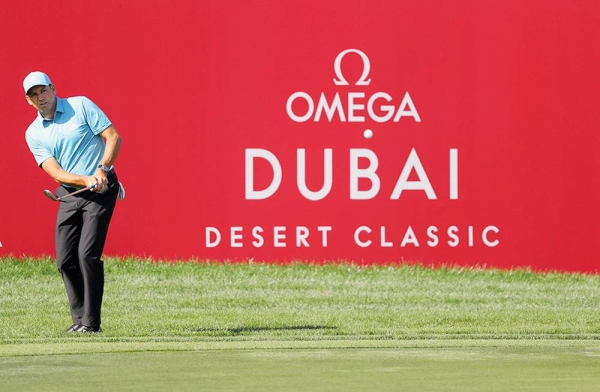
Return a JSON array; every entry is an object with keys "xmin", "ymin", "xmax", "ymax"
[{"xmin": 55, "ymin": 97, "xmax": 64, "ymax": 114}]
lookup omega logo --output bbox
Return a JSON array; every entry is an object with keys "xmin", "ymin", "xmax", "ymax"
[
  {"xmin": 333, "ymin": 48, "xmax": 372, "ymax": 86},
  {"xmin": 286, "ymin": 48, "xmax": 420, "ymax": 124}
]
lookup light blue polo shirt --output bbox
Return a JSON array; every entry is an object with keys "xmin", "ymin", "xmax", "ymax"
[{"xmin": 25, "ymin": 96, "xmax": 112, "ymax": 176}]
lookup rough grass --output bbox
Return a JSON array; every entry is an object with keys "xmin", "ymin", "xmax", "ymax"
[{"xmin": 1, "ymin": 256, "xmax": 599, "ymax": 344}]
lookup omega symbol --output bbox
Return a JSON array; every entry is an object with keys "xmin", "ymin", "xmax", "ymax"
[{"xmin": 333, "ymin": 49, "xmax": 372, "ymax": 86}]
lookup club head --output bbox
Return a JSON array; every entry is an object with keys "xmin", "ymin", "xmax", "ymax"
[{"xmin": 43, "ymin": 189, "xmax": 58, "ymax": 201}]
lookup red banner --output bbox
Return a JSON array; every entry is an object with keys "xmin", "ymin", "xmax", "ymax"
[{"xmin": 2, "ymin": 1, "xmax": 599, "ymax": 272}]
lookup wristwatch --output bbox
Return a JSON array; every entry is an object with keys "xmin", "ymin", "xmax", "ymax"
[{"xmin": 98, "ymin": 164, "xmax": 113, "ymax": 173}]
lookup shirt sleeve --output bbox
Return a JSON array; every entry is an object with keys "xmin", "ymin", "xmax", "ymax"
[
  {"xmin": 81, "ymin": 97, "xmax": 112, "ymax": 135},
  {"xmin": 25, "ymin": 129, "xmax": 53, "ymax": 168}
]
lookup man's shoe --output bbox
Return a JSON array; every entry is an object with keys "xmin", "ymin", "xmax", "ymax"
[
  {"xmin": 65, "ymin": 324, "xmax": 82, "ymax": 333},
  {"xmin": 76, "ymin": 325, "xmax": 102, "ymax": 333}
]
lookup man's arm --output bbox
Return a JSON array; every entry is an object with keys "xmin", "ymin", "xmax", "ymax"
[
  {"xmin": 41, "ymin": 158, "xmax": 98, "ymax": 188},
  {"xmin": 96, "ymin": 125, "xmax": 122, "ymax": 168},
  {"xmin": 41, "ymin": 125, "xmax": 122, "ymax": 191},
  {"xmin": 92, "ymin": 125, "xmax": 122, "ymax": 189}
]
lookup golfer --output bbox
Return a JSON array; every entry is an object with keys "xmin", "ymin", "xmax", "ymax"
[{"xmin": 23, "ymin": 71, "xmax": 122, "ymax": 333}]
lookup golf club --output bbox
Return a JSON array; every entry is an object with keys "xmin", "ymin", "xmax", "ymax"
[{"xmin": 43, "ymin": 184, "xmax": 97, "ymax": 202}]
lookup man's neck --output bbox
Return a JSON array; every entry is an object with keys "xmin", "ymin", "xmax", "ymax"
[{"xmin": 41, "ymin": 100, "xmax": 57, "ymax": 120}]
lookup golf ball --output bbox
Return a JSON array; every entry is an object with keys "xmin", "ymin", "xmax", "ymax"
[{"xmin": 363, "ymin": 129, "xmax": 373, "ymax": 139}]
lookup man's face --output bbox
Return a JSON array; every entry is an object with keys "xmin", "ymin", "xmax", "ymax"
[{"xmin": 26, "ymin": 84, "xmax": 56, "ymax": 117}]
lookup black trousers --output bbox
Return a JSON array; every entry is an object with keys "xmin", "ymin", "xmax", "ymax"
[{"xmin": 54, "ymin": 172, "xmax": 119, "ymax": 328}]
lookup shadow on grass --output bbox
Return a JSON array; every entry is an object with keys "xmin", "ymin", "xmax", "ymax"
[{"xmin": 193, "ymin": 325, "xmax": 338, "ymax": 334}]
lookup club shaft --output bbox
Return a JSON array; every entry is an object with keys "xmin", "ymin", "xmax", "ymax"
[
  {"xmin": 44, "ymin": 184, "xmax": 97, "ymax": 201},
  {"xmin": 56, "ymin": 184, "xmax": 96, "ymax": 200}
]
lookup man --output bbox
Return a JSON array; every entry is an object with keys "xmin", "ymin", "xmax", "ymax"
[{"xmin": 23, "ymin": 71, "xmax": 122, "ymax": 333}]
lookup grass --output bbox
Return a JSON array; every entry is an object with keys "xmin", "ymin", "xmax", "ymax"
[
  {"xmin": 1, "ymin": 256, "xmax": 600, "ymax": 391},
  {"xmin": 3, "ymin": 345, "xmax": 600, "ymax": 392}
]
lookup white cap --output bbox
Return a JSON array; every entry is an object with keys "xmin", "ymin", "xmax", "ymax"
[{"xmin": 23, "ymin": 71, "xmax": 52, "ymax": 94}]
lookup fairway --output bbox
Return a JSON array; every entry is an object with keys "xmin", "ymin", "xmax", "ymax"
[
  {"xmin": 2, "ymin": 341, "xmax": 600, "ymax": 392},
  {"xmin": 1, "ymin": 258, "xmax": 600, "ymax": 391}
]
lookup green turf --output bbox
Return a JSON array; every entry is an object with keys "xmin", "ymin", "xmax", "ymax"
[
  {"xmin": 1, "ymin": 344, "xmax": 600, "ymax": 392},
  {"xmin": 1, "ymin": 257, "xmax": 600, "ymax": 391}
]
